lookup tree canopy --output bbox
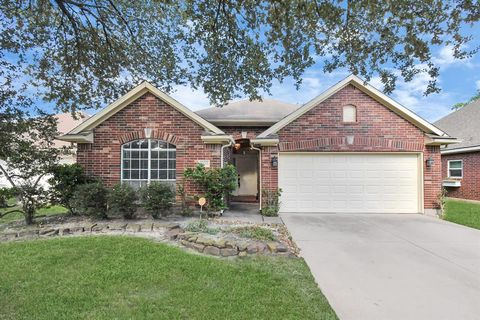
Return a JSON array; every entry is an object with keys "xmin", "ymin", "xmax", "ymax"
[{"xmin": 1, "ymin": 0, "xmax": 479, "ymax": 111}]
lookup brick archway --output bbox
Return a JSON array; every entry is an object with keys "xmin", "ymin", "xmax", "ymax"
[{"xmin": 118, "ymin": 130, "xmax": 182, "ymax": 145}]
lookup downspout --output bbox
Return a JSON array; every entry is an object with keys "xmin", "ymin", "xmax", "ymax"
[{"xmin": 250, "ymin": 144, "xmax": 262, "ymax": 212}]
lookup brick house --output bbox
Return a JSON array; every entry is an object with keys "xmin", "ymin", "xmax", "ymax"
[
  {"xmin": 435, "ymin": 99, "xmax": 480, "ymax": 201},
  {"xmin": 59, "ymin": 75, "xmax": 457, "ymax": 215}
]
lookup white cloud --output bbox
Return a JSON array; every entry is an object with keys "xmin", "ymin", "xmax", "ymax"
[
  {"xmin": 433, "ymin": 45, "xmax": 473, "ymax": 68},
  {"xmin": 170, "ymin": 85, "xmax": 210, "ymax": 111}
]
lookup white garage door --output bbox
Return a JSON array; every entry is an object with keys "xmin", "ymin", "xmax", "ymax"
[{"xmin": 278, "ymin": 153, "xmax": 421, "ymax": 213}]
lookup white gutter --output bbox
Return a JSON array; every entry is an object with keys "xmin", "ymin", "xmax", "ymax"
[
  {"xmin": 250, "ymin": 144, "xmax": 262, "ymax": 211},
  {"xmin": 441, "ymin": 145, "xmax": 480, "ymax": 155}
]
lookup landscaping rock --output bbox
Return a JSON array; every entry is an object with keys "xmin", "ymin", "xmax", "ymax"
[
  {"xmin": 237, "ymin": 241, "xmax": 249, "ymax": 252},
  {"xmin": 88, "ymin": 224, "xmax": 97, "ymax": 232},
  {"xmin": 214, "ymin": 238, "xmax": 227, "ymax": 248},
  {"xmin": 192, "ymin": 243, "xmax": 205, "ymax": 253},
  {"xmin": 165, "ymin": 223, "xmax": 181, "ymax": 230},
  {"xmin": 225, "ymin": 240, "xmax": 237, "ymax": 249},
  {"xmin": 17, "ymin": 229, "xmax": 39, "ymax": 238},
  {"xmin": 196, "ymin": 236, "xmax": 215, "ymax": 246},
  {"xmin": 266, "ymin": 241, "xmax": 276, "ymax": 252},
  {"xmin": 166, "ymin": 227, "xmax": 183, "ymax": 239},
  {"xmin": 60, "ymin": 228, "xmax": 71, "ymax": 235},
  {"xmin": 276, "ymin": 243, "xmax": 288, "ymax": 253},
  {"xmin": 108, "ymin": 223, "xmax": 127, "ymax": 231},
  {"xmin": 2, "ymin": 232, "xmax": 17, "ymax": 241},
  {"xmin": 256, "ymin": 242, "xmax": 267, "ymax": 254},
  {"xmin": 238, "ymin": 251, "xmax": 247, "ymax": 257},
  {"xmin": 91, "ymin": 225, "xmax": 104, "ymax": 232},
  {"xmin": 203, "ymin": 246, "xmax": 220, "ymax": 256},
  {"xmin": 126, "ymin": 224, "xmax": 141, "ymax": 232},
  {"xmin": 220, "ymin": 248, "xmax": 238, "ymax": 257},
  {"xmin": 41, "ymin": 229, "xmax": 59, "ymax": 237},
  {"xmin": 140, "ymin": 223, "xmax": 153, "ymax": 232},
  {"xmin": 39, "ymin": 228, "xmax": 55, "ymax": 235},
  {"xmin": 70, "ymin": 226, "xmax": 84, "ymax": 233},
  {"xmin": 246, "ymin": 244, "xmax": 258, "ymax": 254}
]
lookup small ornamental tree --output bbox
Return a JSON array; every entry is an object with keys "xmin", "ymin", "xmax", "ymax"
[
  {"xmin": 183, "ymin": 164, "xmax": 237, "ymax": 213},
  {"xmin": 0, "ymin": 97, "xmax": 67, "ymax": 224},
  {"xmin": 48, "ymin": 163, "xmax": 91, "ymax": 215}
]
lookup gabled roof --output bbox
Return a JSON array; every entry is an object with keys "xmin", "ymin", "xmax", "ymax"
[
  {"xmin": 64, "ymin": 82, "xmax": 224, "ymax": 138},
  {"xmin": 196, "ymin": 99, "xmax": 300, "ymax": 126},
  {"xmin": 258, "ymin": 75, "xmax": 448, "ymax": 138},
  {"xmin": 434, "ymin": 99, "xmax": 480, "ymax": 151}
]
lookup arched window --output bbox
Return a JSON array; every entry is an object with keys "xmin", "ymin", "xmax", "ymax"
[
  {"xmin": 121, "ymin": 139, "xmax": 176, "ymax": 188},
  {"xmin": 343, "ymin": 105, "xmax": 357, "ymax": 123}
]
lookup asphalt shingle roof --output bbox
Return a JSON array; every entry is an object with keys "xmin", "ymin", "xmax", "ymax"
[
  {"xmin": 434, "ymin": 99, "xmax": 480, "ymax": 150},
  {"xmin": 195, "ymin": 99, "xmax": 300, "ymax": 122}
]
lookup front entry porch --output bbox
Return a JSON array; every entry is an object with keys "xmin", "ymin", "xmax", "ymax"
[{"xmin": 228, "ymin": 139, "xmax": 260, "ymax": 203}]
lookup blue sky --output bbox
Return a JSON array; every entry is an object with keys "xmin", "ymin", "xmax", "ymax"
[{"xmin": 170, "ymin": 43, "xmax": 480, "ymax": 123}]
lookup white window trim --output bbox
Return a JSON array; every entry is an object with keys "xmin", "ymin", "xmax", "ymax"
[
  {"xmin": 121, "ymin": 139, "xmax": 176, "ymax": 185},
  {"xmin": 447, "ymin": 160, "xmax": 463, "ymax": 178},
  {"xmin": 343, "ymin": 105, "xmax": 357, "ymax": 123}
]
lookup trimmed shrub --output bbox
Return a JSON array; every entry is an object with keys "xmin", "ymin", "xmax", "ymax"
[
  {"xmin": 261, "ymin": 188, "xmax": 282, "ymax": 217},
  {"xmin": 70, "ymin": 182, "xmax": 108, "ymax": 218},
  {"xmin": 107, "ymin": 184, "xmax": 138, "ymax": 219},
  {"xmin": 140, "ymin": 182, "xmax": 175, "ymax": 218},
  {"xmin": 48, "ymin": 164, "xmax": 91, "ymax": 214}
]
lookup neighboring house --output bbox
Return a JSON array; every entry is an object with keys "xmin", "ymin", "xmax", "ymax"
[
  {"xmin": 435, "ymin": 99, "xmax": 480, "ymax": 201},
  {"xmin": 59, "ymin": 75, "xmax": 457, "ymax": 215},
  {"xmin": 0, "ymin": 112, "xmax": 88, "ymax": 188}
]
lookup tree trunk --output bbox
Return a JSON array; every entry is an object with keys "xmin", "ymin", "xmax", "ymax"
[{"xmin": 24, "ymin": 211, "xmax": 34, "ymax": 225}]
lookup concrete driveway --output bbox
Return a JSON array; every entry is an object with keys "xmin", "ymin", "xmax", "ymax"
[{"xmin": 282, "ymin": 213, "xmax": 480, "ymax": 320}]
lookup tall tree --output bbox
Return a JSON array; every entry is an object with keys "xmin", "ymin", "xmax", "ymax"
[
  {"xmin": 0, "ymin": 0, "xmax": 478, "ymax": 110},
  {"xmin": 452, "ymin": 89, "xmax": 480, "ymax": 110}
]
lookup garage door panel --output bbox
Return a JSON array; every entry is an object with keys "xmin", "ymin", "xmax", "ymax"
[{"xmin": 279, "ymin": 153, "xmax": 420, "ymax": 213}]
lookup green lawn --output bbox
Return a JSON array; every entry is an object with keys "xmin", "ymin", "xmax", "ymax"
[
  {"xmin": 0, "ymin": 198, "xmax": 67, "ymax": 224},
  {"xmin": 0, "ymin": 236, "xmax": 337, "ymax": 320},
  {"xmin": 443, "ymin": 198, "xmax": 480, "ymax": 230}
]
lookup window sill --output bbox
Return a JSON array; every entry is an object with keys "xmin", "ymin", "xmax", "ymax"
[{"xmin": 442, "ymin": 179, "xmax": 461, "ymax": 187}]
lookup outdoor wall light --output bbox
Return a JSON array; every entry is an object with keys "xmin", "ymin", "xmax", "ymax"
[
  {"xmin": 271, "ymin": 156, "xmax": 278, "ymax": 167},
  {"xmin": 426, "ymin": 157, "xmax": 434, "ymax": 168}
]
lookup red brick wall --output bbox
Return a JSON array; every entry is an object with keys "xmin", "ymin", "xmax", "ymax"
[
  {"xmin": 261, "ymin": 84, "xmax": 441, "ymax": 210},
  {"xmin": 76, "ymin": 93, "xmax": 221, "ymax": 198},
  {"xmin": 442, "ymin": 152, "xmax": 480, "ymax": 201}
]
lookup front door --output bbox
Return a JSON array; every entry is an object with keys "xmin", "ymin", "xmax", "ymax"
[{"xmin": 233, "ymin": 153, "xmax": 258, "ymax": 197}]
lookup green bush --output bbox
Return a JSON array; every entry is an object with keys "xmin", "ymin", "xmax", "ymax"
[
  {"xmin": 184, "ymin": 219, "xmax": 220, "ymax": 234},
  {"xmin": 70, "ymin": 182, "xmax": 108, "ymax": 218},
  {"xmin": 183, "ymin": 164, "xmax": 237, "ymax": 213},
  {"xmin": 232, "ymin": 226, "xmax": 275, "ymax": 241},
  {"xmin": 261, "ymin": 188, "xmax": 282, "ymax": 217},
  {"xmin": 48, "ymin": 164, "xmax": 91, "ymax": 214},
  {"xmin": 0, "ymin": 187, "xmax": 15, "ymax": 208},
  {"xmin": 107, "ymin": 184, "xmax": 138, "ymax": 219},
  {"xmin": 140, "ymin": 182, "xmax": 175, "ymax": 218}
]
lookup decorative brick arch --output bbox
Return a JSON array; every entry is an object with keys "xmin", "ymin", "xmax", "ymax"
[
  {"xmin": 278, "ymin": 136, "xmax": 424, "ymax": 152},
  {"xmin": 118, "ymin": 130, "xmax": 182, "ymax": 145}
]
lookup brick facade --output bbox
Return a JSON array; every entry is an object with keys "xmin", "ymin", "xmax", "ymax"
[
  {"xmin": 76, "ymin": 84, "xmax": 442, "ymax": 211},
  {"xmin": 76, "ymin": 93, "xmax": 221, "ymax": 198},
  {"xmin": 260, "ymin": 85, "xmax": 442, "ymax": 209},
  {"xmin": 442, "ymin": 152, "xmax": 480, "ymax": 201}
]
